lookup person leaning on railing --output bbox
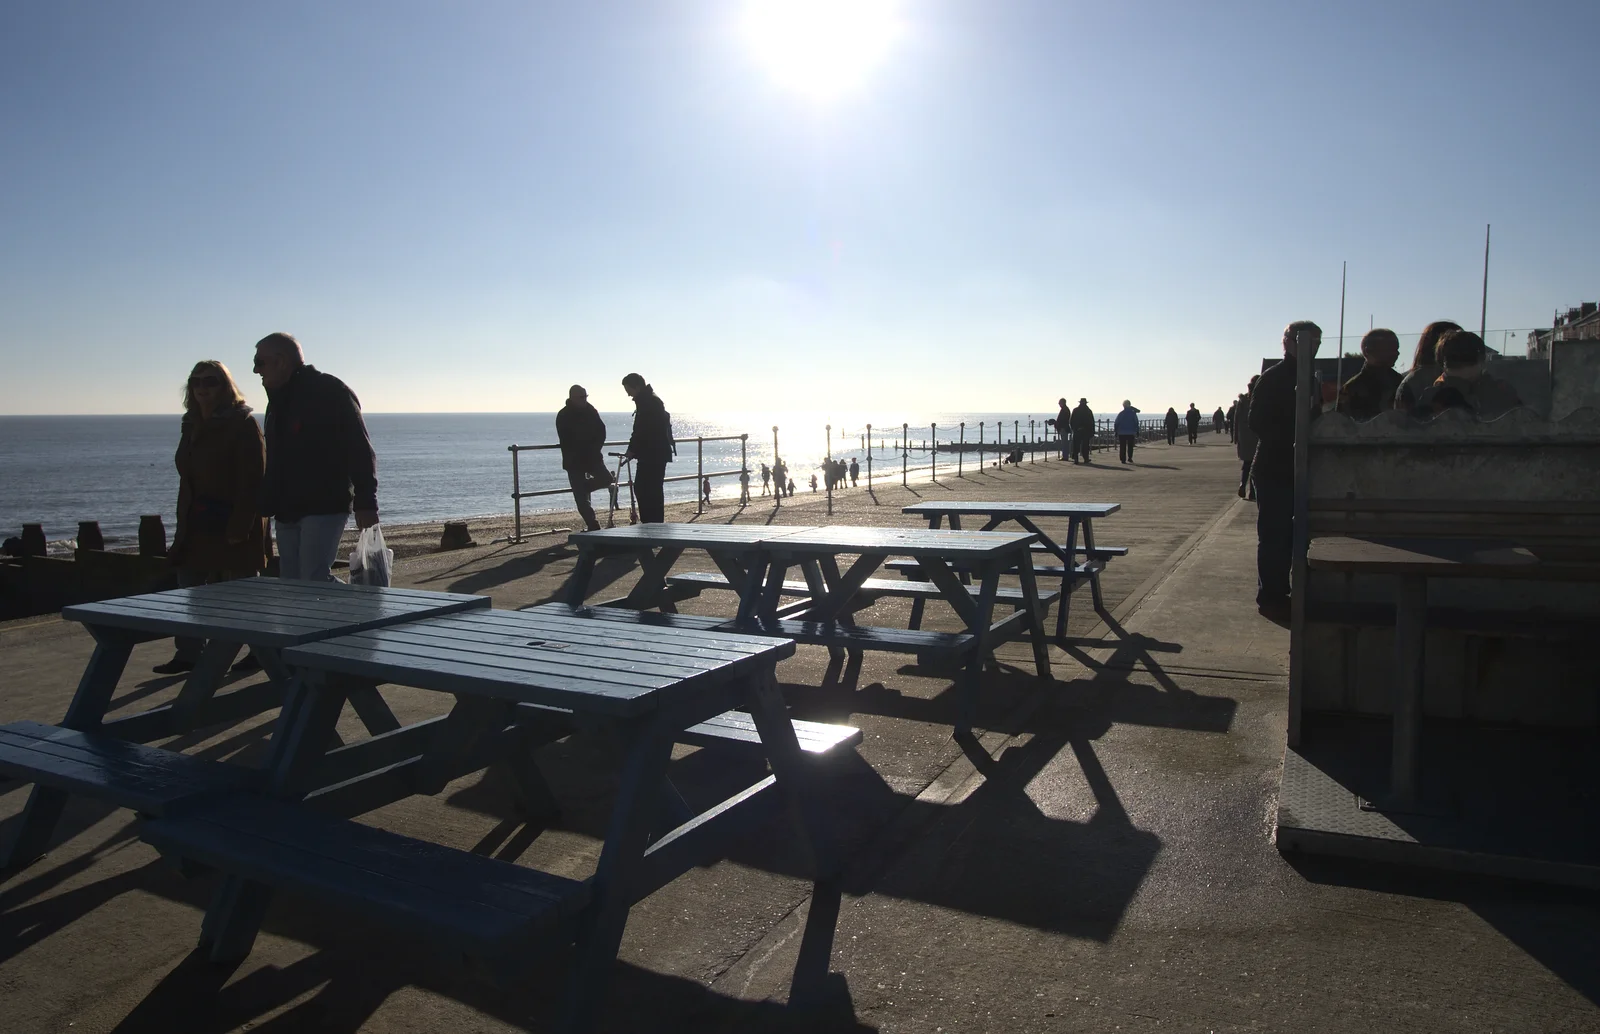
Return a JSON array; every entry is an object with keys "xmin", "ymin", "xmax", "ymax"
[{"xmin": 556, "ymin": 385, "xmax": 614, "ymax": 532}]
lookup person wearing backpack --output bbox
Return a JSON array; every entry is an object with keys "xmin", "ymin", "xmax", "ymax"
[{"xmin": 621, "ymin": 372, "xmax": 674, "ymax": 523}]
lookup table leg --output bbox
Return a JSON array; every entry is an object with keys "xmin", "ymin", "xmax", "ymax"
[
  {"xmin": 1014, "ymin": 554, "xmax": 1053, "ymax": 680},
  {"xmin": 562, "ymin": 719, "xmax": 675, "ymax": 1032},
  {"xmin": 202, "ymin": 670, "xmax": 351, "ymax": 961},
  {"xmin": 345, "ymin": 684, "xmax": 402, "ymax": 735},
  {"xmin": 1082, "ymin": 517, "xmax": 1106, "ymax": 613},
  {"xmin": 1, "ymin": 630, "xmax": 137, "ymax": 868},
  {"xmin": 746, "ymin": 668, "xmax": 843, "ymax": 1001},
  {"xmin": 564, "ymin": 548, "xmax": 598, "ymax": 606},
  {"xmin": 798, "ymin": 559, "xmax": 845, "ymax": 663},
  {"xmin": 1058, "ymin": 517, "xmax": 1082, "ymax": 638},
  {"xmin": 622, "ymin": 547, "xmax": 683, "ymax": 610},
  {"xmin": 920, "ymin": 561, "xmax": 997, "ymax": 739},
  {"xmin": 1389, "ymin": 575, "xmax": 1427, "ymax": 809},
  {"xmin": 168, "ymin": 638, "xmax": 244, "ymax": 730}
]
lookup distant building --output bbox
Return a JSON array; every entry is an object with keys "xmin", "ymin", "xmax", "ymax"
[{"xmin": 1528, "ymin": 301, "xmax": 1600, "ymax": 361}]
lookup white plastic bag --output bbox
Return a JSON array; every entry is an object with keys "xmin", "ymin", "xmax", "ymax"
[{"xmin": 348, "ymin": 524, "xmax": 393, "ymax": 587}]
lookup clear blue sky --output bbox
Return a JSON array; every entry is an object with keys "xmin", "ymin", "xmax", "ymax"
[{"xmin": 3, "ymin": 1, "xmax": 1595, "ymax": 417}]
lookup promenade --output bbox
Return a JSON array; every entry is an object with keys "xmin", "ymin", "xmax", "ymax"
[{"xmin": 1, "ymin": 437, "xmax": 1595, "ymax": 1033}]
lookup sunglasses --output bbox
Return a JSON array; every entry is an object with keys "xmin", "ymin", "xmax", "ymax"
[{"xmin": 189, "ymin": 375, "xmax": 221, "ymax": 389}]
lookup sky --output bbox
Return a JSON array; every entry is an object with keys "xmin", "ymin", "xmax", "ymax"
[{"xmin": 3, "ymin": 0, "xmax": 1597, "ymax": 417}]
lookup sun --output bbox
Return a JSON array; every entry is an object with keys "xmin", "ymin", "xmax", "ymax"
[{"xmin": 742, "ymin": 0, "xmax": 902, "ymax": 102}]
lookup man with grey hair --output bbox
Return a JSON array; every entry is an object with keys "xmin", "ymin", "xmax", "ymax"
[
  {"xmin": 253, "ymin": 332, "xmax": 378, "ymax": 581},
  {"xmin": 1247, "ymin": 320, "xmax": 1321, "ymax": 619}
]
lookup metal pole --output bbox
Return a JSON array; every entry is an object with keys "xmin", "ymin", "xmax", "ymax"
[
  {"xmin": 696, "ymin": 436, "xmax": 704, "ymax": 514},
  {"xmin": 1480, "ymin": 223, "xmax": 1491, "ymax": 340},
  {"xmin": 978, "ymin": 421, "xmax": 984, "ymax": 468},
  {"xmin": 740, "ymin": 434, "xmax": 748, "ymax": 505},
  {"xmin": 772, "ymin": 425, "xmax": 780, "ymax": 507},
  {"xmin": 1029, "ymin": 419, "xmax": 1035, "ymax": 463},
  {"xmin": 902, "ymin": 423, "xmax": 908, "ymax": 487},
  {"xmin": 509, "ymin": 445, "xmax": 522, "ymax": 543},
  {"xmin": 958, "ymin": 422, "xmax": 964, "ymax": 477},
  {"xmin": 1288, "ymin": 328, "xmax": 1316, "ymax": 748},
  {"xmin": 1014, "ymin": 420, "xmax": 1019, "ymax": 450},
  {"xmin": 931, "ymin": 423, "xmax": 937, "ymax": 483},
  {"xmin": 826, "ymin": 423, "xmax": 833, "ymax": 516},
  {"xmin": 866, "ymin": 423, "xmax": 873, "ymax": 492},
  {"xmin": 1334, "ymin": 260, "xmax": 1347, "ymax": 411}
]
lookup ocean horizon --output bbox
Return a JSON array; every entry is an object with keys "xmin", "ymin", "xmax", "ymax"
[{"xmin": 1, "ymin": 410, "xmax": 1119, "ymax": 550}]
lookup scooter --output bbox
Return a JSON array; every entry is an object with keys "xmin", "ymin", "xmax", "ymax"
[{"xmin": 607, "ymin": 451, "xmax": 637, "ymax": 525}]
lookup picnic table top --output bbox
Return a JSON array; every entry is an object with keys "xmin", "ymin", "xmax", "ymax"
[
  {"xmin": 570, "ymin": 523, "xmax": 814, "ymax": 550},
  {"xmin": 1306, "ymin": 535, "xmax": 1600, "ymax": 581},
  {"xmin": 902, "ymin": 501, "xmax": 1121, "ymax": 518},
  {"xmin": 281, "ymin": 605, "xmax": 795, "ymax": 717},
  {"xmin": 571, "ymin": 522, "xmax": 1036, "ymax": 559},
  {"xmin": 61, "ymin": 578, "xmax": 490, "ymax": 647},
  {"xmin": 763, "ymin": 525, "xmax": 1038, "ymax": 559}
]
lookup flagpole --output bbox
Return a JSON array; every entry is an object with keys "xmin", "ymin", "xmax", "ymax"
[
  {"xmin": 1480, "ymin": 223, "xmax": 1491, "ymax": 339},
  {"xmin": 1333, "ymin": 261, "xmax": 1347, "ymax": 410}
]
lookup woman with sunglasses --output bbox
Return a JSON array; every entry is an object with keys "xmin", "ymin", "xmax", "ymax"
[{"xmin": 152, "ymin": 361, "xmax": 268, "ymax": 674}]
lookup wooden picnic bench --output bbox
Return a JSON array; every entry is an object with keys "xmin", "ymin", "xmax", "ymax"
[
  {"xmin": 138, "ymin": 604, "xmax": 850, "ymax": 1033},
  {"xmin": 0, "ymin": 579, "xmax": 490, "ymax": 868},
  {"xmin": 899, "ymin": 501, "xmax": 1123, "ymax": 637},
  {"xmin": 563, "ymin": 523, "xmax": 1053, "ymax": 737}
]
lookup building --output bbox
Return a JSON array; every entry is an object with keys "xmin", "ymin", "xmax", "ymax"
[{"xmin": 1527, "ymin": 301, "xmax": 1600, "ymax": 361}]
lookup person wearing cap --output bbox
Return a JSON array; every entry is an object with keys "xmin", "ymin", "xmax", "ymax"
[
  {"xmin": 621, "ymin": 372, "xmax": 674, "ymax": 523},
  {"xmin": 1069, "ymin": 397, "xmax": 1096, "ymax": 463},
  {"xmin": 556, "ymin": 384, "xmax": 613, "ymax": 531},
  {"xmin": 1113, "ymin": 400, "xmax": 1141, "ymax": 463}
]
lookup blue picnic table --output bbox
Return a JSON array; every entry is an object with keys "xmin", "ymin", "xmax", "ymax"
[
  {"xmin": 563, "ymin": 522, "xmax": 1054, "ymax": 737},
  {"xmin": 0, "ymin": 578, "xmax": 488, "ymax": 867},
  {"xmin": 901, "ymin": 501, "xmax": 1124, "ymax": 638},
  {"xmin": 137, "ymin": 603, "xmax": 848, "ymax": 1033}
]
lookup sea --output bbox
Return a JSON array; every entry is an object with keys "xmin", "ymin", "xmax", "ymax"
[{"xmin": 0, "ymin": 411, "xmax": 1107, "ymax": 551}]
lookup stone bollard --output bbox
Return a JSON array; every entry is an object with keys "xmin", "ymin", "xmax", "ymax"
[
  {"xmin": 78, "ymin": 521, "xmax": 105, "ymax": 551},
  {"xmin": 439, "ymin": 522, "xmax": 475, "ymax": 551},
  {"xmin": 138, "ymin": 515, "xmax": 167, "ymax": 558},
  {"xmin": 21, "ymin": 524, "xmax": 47, "ymax": 557}
]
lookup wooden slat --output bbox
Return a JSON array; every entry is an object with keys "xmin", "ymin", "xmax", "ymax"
[
  {"xmin": 766, "ymin": 526, "xmax": 1036, "ymax": 559},
  {"xmin": 678, "ymin": 712, "xmax": 863, "ymax": 756},
  {"xmin": 903, "ymin": 501, "xmax": 1121, "ymax": 518},
  {"xmin": 422, "ymin": 608, "xmax": 778, "ymax": 659}
]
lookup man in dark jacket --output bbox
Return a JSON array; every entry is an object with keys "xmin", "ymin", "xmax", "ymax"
[
  {"xmin": 1248, "ymin": 320, "xmax": 1321, "ymax": 617},
  {"xmin": 621, "ymin": 372, "xmax": 673, "ymax": 523},
  {"xmin": 253, "ymin": 332, "xmax": 378, "ymax": 581},
  {"xmin": 556, "ymin": 384, "xmax": 613, "ymax": 531},
  {"xmin": 1337, "ymin": 328, "xmax": 1404, "ymax": 421},
  {"xmin": 1054, "ymin": 398, "xmax": 1072, "ymax": 459},
  {"xmin": 1184, "ymin": 404, "xmax": 1202, "ymax": 443},
  {"xmin": 1070, "ymin": 398, "xmax": 1096, "ymax": 463}
]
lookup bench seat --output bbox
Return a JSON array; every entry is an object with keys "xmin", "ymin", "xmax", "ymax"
[
  {"xmin": 884, "ymin": 558, "xmax": 1103, "ymax": 580},
  {"xmin": 0, "ymin": 720, "xmax": 259, "ymax": 816},
  {"xmin": 678, "ymin": 710, "xmax": 863, "ymax": 757},
  {"xmin": 662, "ymin": 570, "xmax": 1058, "ymax": 608},
  {"xmin": 141, "ymin": 793, "xmax": 591, "ymax": 962}
]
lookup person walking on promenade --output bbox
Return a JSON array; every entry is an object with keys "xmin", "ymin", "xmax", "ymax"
[
  {"xmin": 1185, "ymin": 403, "xmax": 1201, "ymax": 443},
  {"xmin": 153, "ymin": 360, "xmax": 268, "ymax": 674},
  {"xmin": 1054, "ymin": 397, "xmax": 1072, "ymax": 459},
  {"xmin": 1395, "ymin": 320, "xmax": 1461, "ymax": 412},
  {"xmin": 1212, "ymin": 407, "xmax": 1226, "ymax": 433},
  {"xmin": 739, "ymin": 468, "xmax": 751, "ymax": 504},
  {"xmin": 809, "ymin": 473, "xmax": 819, "ymax": 493},
  {"xmin": 254, "ymin": 333, "xmax": 378, "ymax": 582},
  {"xmin": 772, "ymin": 458, "xmax": 788, "ymax": 504},
  {"xmin": 1249, "ymin": 320, "xmax": 1321, "ymax": 619},
  {"xmin": 786, "ymin": 477, "xmax": 796, "ymax": 497},
  {"xmin": 1070, "ymin": 398, "xmax": 1096, "ymax": 463},
  {"xmin": 702, "ymin": 476, "xmax": 713, "ymax": 504},
  {"xmin": 1337, "ymin": 328, "xmax": 1404, "ymax": 421},
  {"xmin": 556, "ymin": 384, "xmax": 611, "ymax": 532},
  {"xmin": 621, "ymin": 372, "xmax": 673, "ymax": 523},
  {"xmin": 1236, "ymin": 376, "xmax": 1259, "ymax": 500},
  {"xmin": 760, "ymin": 463, "xmax": 771, "ymax": 496},
  {"xmin": 1225, "ymin": 402, "xmax": 1237, "ymax": 441},
  {"xmin": 849, "ymin": 457, "xmax": 859, "ymax": 486},
  {"xmin": 1114, "ymin": 400, "xmax": 1140, "ymax": 463},
  {"xmin": 1164, "ymin": 407, "xmax": 1180, "ymax": 445}
]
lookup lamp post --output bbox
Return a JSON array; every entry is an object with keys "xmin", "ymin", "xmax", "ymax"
[
  {"xmin": 825, "ymin": 423, "xmax": 833, "ymax": 516},
  {"xmin": 958, "ymin": 422, "xmax": 965, "ymax": 477},
  {"xmin": 901, "ymin": 423, "xmax": 908, "ymax": 487},
  {"xmin": 866, "ymin": 423, "xmax": 873, "ymax": 493},
  {"xmin": 772, "ymin": 425, "xmax": 780, "ymax": 507},
  {"xmin": 931, "ymin": 423, "xmax": 937, "ymax": 483}
]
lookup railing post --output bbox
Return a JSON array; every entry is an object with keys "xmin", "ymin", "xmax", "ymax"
[
  {"xmin": 825, "ymin": 423, "xmax": 833, "ymax": 516},
  {"xmin": 509, "ymin": 445, "xmax": 522, "ymax": 543},
  {"xmin": 1014, "ymin": 420, "xmax": 1019, "ymax": 451},
  {"xmin": 978, "ymin": 421, "xmax": 984, "ymax": 468},
  {"xmin": 772, "ymin": 425, "xmax": 781, "ymax": 507},
  {"xmin": 958, "ymin": 422, "xmax": 964, "ymax": 477},
  {"xmin": 866, "ymin": 423, "xmax": 874, "ymax": 494},
  {"xmin": 696, "ymin": 436, "xmax": 704, "ymax": 515},
  {"xmin": 740, "ymin": 434, "xmax": 749, "ymax": 505},
  {"xmin": 902, "ymin": 423, "xmax": 908, "ymax": 487},
  {"xmin": 1029, "ymin": 419, "xmax": 1036, "ymax": 463},
  {"xmin": 931, "ymin": 423, "xmax": 937, "ymax": 483}
]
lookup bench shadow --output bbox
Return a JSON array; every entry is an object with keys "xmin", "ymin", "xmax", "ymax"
[{"xmin": 438, "ymin": 541, "xmax": 577, "ymax": 597}]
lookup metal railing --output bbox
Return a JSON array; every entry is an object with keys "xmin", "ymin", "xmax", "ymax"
[{"xmin": 506, "ymin": 434, "xmax": 749, "ymax": 542}]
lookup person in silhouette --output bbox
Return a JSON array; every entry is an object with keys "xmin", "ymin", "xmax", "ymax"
[
  {"xmin": 1415, "ymin": 330, "xmax": 1523, "ymax": 418},
  {"xmin": 254, "ymin": 332, "xmax": 378, "ymax": 582},
  {"xmin": 154, "ymin": 360, "xmax": 268, "ymax": 674},
  {"xmin": 1212, "ymin": 406, "xmax": 1226, "ymax": 433},
  {"xmin": 1185, "ymin": 403, "xmax": 1201, "ymax": 443},
  {"xmin": 1236, "ymin": 376, "xmax": 1259, "ymax": 499},
  {"xmin": 1164, "ymin": 407, "xmax": 1180, "ymax": 445},
  {"xmin": 1054, "ymin": 397, "xmax": 1072, "ymax": 459},
  {"xmin": 556, "ymin": 384, "xmax": 611, "ymax": 532},
  {"xmin": 1070, "ymin": 398, "xmax": 1096, "ymax": 463},
  {"xmin": 760, "ymin": 462, "xmax": 771, "ymax": 496},
  {"xmin": 1337, "ymin": 328, "xmax": 1404, "ymax": 421},
  {"xmin": 849, "ymin": 457, "xmax": 859, "ymax": 486},
  {"xmin": 772, "ymin": 458, "xmax": 788, "ymax": 503},
  {"xmin": 1249, "ymin": 320, "xmax": 1321, "ymax": 619},
  {"xmin": 1395, "ymin": 320, "xmax": 1462, "ymax": 412},
  {"xmin": 739, "ymin": 468, "xmax": 751, "ymax": 505},
  {"xmin": 621, "ymin": 372, "xmax": 673, "ymax": 523},
  {"xmin": 1114, "ymin": 400, "xmax": 1140, "ymax": 463}
]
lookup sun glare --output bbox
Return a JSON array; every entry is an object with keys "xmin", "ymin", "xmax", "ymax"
[{"xmin": 742, "ymin": 0, "xmax": 901, "ymax": 102}]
